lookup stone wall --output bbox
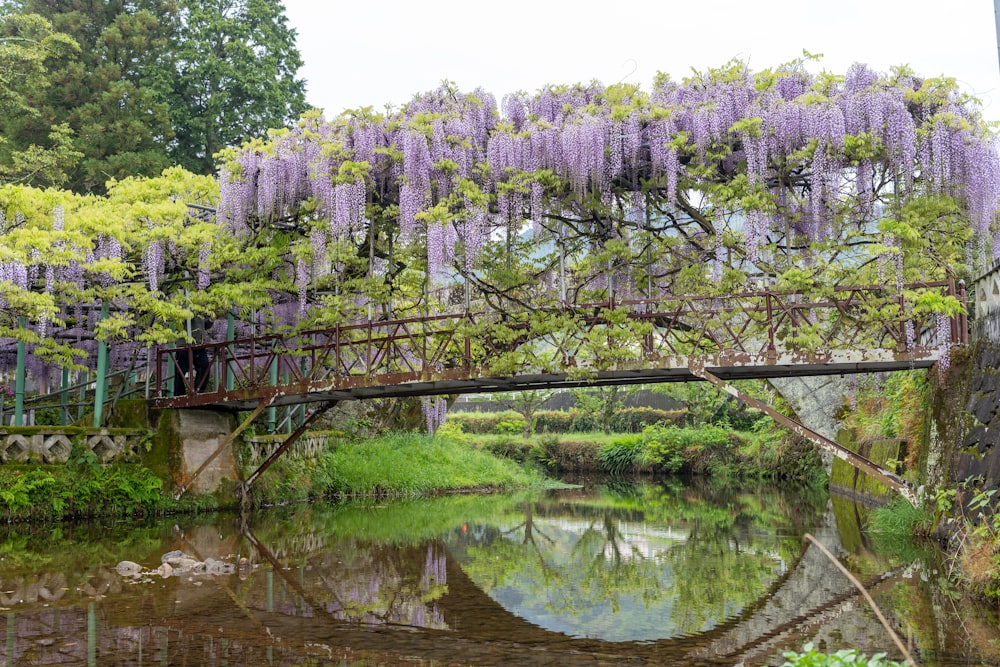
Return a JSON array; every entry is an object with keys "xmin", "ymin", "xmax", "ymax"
[
  {"xmin": 770, "ymin": 375, "xmax": 848, "ymax": 468},
  {"xmin": 944, "ymin": 341, "xmax": 1000, "ymax": 490},
  {"xmin": 0, "ymin": 429, "xmax": 148, "ymax": 464}
]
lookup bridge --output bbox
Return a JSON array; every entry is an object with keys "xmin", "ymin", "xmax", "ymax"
[
  {"xmin": 154, "ymin": 281, "xmax": 963, "ymax": 410},
  {"xmin": 151, "ymin": 279, "xmax": 966, "ymax": 502}
]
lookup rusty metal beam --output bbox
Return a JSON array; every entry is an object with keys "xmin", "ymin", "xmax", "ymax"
[
  {"xmin": 240, "ymin": 400, "xmax": 338, "ymax": 495},
  {"xmin": 687, "ymin": 361, "xmax": 918, "ymax": 506},
  {"xmin": 174, "ymin": 397, "xmax": 273, "ymax": 500}
]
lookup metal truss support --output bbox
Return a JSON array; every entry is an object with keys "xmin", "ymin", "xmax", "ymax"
[
  {"xmin": 240, "ymin": 400, "xmax": 339, "ymax": 498},
  {"xmin": 687, "ymin": 361, "xmax": 918, "ymax": 506}
]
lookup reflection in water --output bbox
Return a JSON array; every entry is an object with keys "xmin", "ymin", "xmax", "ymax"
[
  {"xmin": 0, "ymin": 479, "xmax": 995, "ymax": 666},
  {"xmin": 448, "ymin": 479, "xmax": 808, "ymax": 641}
]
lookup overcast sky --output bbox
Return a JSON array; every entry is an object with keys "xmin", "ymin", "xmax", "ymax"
[{"xmin": 283, "ymin": 0, "xmax": 1000, "ymax": 122}]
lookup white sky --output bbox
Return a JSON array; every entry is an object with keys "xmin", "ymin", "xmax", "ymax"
[{"xmin": 283, "ymin": 0, "xmax": 1000, "ymax": 123}]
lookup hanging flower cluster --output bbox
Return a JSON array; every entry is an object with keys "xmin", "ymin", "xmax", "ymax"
[{"xmin": 219, "ymin": 61, "xmax": 1000, "ymax": 289}]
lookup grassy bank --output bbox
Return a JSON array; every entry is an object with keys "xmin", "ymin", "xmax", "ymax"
[
  {"xmin": 0, "ymin": 458, "xmax": 215, "ymax": 522},
  {"xmin": 451, "ymin": 422, "xmax": 824, "ymax": 481},
  {"xmin": 249, "ymin": 431, "xmax": 549, "ymax": 505},
  {"xmin": 0, "ymin": 432, "xmax": 547, "ymax": 521}
]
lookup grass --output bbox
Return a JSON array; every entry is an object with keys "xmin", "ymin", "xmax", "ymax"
[
  {"xmin": 326, "ymin": 432, "xmax": 545, "ymax": 496},
  {"xmin": 460, "ymin": 423, "xmax": 823, "ymax": 480},
  {"xmin": 250, "ymin": 431, "xmax": 549, "ymax": 504}
]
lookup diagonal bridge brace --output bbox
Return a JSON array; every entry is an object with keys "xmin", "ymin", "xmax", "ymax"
[
  {"xmin": 240, "ymin": 400, "xmax": 339, "ymax": 499},
  {"xmin": 687, "ymin": 362, "xmax": 918, "ymax": 506}
]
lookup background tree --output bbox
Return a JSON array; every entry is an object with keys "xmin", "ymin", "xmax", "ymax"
[
  {"xmin": 168, "ymin": 0, "xmax": 308, "ymax": 175},
  {"xmin": 0, "ymin": 13, "xmax": 81, "ymax": 187},
  {"xmin": 8, "ymin": 0, "xmax": 179, "ymax": 192},
  {"xmin": 497, "ymin": 389, "xmax": 554, "ymax": 437},
  {"xmin": 0, "ymin": 0, "xmax": 307, "ymax": 190}
]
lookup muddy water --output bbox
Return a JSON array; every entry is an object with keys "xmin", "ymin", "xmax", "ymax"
[{"xmin": 0, "ymin": 478, "xmax": 997, "ymax": 666}]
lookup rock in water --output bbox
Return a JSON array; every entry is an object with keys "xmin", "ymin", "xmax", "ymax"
[{"xmin": 115, "ymin": 561, "xmax": 142, "ymax": 576}]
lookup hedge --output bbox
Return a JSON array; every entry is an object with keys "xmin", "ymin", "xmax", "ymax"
[{"xmin": 449, "ymin": 408, "xmax": 685, "ymax": 435}]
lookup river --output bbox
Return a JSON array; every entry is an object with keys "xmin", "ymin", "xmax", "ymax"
[{"xmin": 0, "ymin": 477, "xmax": 996, "ymax": 665}]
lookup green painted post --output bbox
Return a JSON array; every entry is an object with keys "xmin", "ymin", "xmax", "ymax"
[
  {"xmin": 93, "ymin": 303, "xmax": 109, "ymax": 428},
  {"xmin": 6, "ymin": 612, "xmax": 13, "ymax": 667},
  {"xmin": 266, "ymin": 570, "xmax": 274, "ymax": 612},
  {"xmin": 14, "ymin": 318, "xmax": 25, "ymax": 427},
  {"xmin": 77, "ymin": 370, "xmax": 87, "ymax": 422},
  {"xmin": 299, "ymin": 358, "xmax": 308, "ymax": 428},
  {"xmin": 226, "ymin": 311, "xmax": 235, "ymax": 391},
  {"xmin": 60, "ymin": 367, "xmax": 70, "ymax": 425},
  {"xmin": 267, "ymin": 362, "xmax": 278, "ymax": 433}
]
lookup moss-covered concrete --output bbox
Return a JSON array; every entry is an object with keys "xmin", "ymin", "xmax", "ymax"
[
  {"xmin": 830, "ymin": 430, "xmax": 907, "ymax": 501},
  {"xmin": 106, "ymin": 399, "xmax": 150, "ymax": 429}
]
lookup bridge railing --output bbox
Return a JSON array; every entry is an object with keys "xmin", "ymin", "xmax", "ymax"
[{"xmin": 153, "ymin": 280, "xmax": 965, "ymax": 404}]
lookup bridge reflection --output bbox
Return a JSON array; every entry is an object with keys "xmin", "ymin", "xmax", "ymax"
[{"xmin": 1, "ymin": 481, "xmax": 984, "ymax": 665}]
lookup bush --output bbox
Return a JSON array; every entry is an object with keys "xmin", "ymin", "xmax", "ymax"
[
  {"xmin": 495, "ymin": 418, "xmax": 526, "ymax": 435},
  {"xmin": 570, "ymin": 412, "xmax": 598, "ymax": 432},
  {"xmin": 536, "ymin": 436, "xmax": 601, "ymax": 472},
  {"xmin": 447, "ymin": 411, "xmax": 524, "ymax": 434},
  {"xmin": 598, "ymin": 435, "xmax": 645, "ymax": 475},
  {"xmin": 608, "ymin": 407, "xmax": 685, "ymax": 432},
  {"xmin": 533, "ymin": 410, "xmax": 577, "ymax": 433},
  {"xmin": 484, "ymin": 437, "xmax": 533, "ymax": 463}
]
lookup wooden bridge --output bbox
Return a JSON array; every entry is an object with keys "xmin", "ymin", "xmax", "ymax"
[{"xmin": 152, "ymin": 280, "xmax": 966, "ymax": 502}]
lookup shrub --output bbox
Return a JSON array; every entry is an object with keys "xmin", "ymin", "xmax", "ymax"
[
  {"xmin": 484, "ymin": 437, "xmax": 533, "ymax": 463},
  {"xmin": 640, "ymin": 424, "xmax": 687, "ymax": 474},
  {"xmin": 570, "ymin": 412, "xmax": 598, "ymax": 432},
  {"xmin": 598, "ymin": 435, "xmax": 645, "ymax": 475},
  {"xmin": 536, "ymin": 436, "xmax": 600, "ymax": 472},
  {"xmin": 781, "ymin": 643, "xmax": 903, "ymax": 666},
  {"xmin": 495, "ymin": 418, "xmax": 526, "ymax": 435},
  {"xmin": 608, "ymin": 407, "xmax": 685, "ymax": 432},
  {"xmin": 533, "ymin": 410, "xmax": 577, "ymax": 433},
  {"xmin": 446, "ymin": 411, "xmax": 524, "ymax": 434}
]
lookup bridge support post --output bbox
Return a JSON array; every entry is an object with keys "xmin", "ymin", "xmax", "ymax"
[
  {"xmin": 174, "ymin": 398, "xmax": 272, "ymax": 500},
  {"xmin": 687, "ymin": 362, "xmax": 918, "ymax": 506},
  {"xmin": 13, "ymin": 318, "xmax": 25, "ymax": 426},
  {"xmin": 93, "ymin": 303, "xmax": 109, "ymax": 428}
]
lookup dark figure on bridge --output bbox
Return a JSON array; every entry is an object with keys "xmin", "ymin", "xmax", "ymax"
[{"xmin": 173, "ymin": 316, "xmax": 212, "ymax": 396}]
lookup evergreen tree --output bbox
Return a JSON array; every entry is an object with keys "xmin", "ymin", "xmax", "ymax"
[
  {"xmin": 12, "ymin": 0, "xmax": 180, "ymax": 192},
  {"xmin": 168, "ymin": 0, "xmax": 308, "ymax": 175},
  {"xmin": 0, "ymin": 13, "xmax": 82, "ymax": 187},
  {"xmin": 0, "ymin": 0, "xmax": 307, "ymax": 189}
]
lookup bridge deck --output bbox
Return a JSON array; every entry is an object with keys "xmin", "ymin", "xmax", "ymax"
[{"xmin": 155, "ymin": 351, "xmax": 938, "ymax": 411}]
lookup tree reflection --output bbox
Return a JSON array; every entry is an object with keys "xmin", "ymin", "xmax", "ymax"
[{"xmin": 450, "ymin": 479, "xmax": 823, "ymax": 641}]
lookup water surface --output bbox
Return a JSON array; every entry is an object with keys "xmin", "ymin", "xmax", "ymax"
[{"xmin": 0, "ymin": 478, "xmax": 996, "ymax": 665}]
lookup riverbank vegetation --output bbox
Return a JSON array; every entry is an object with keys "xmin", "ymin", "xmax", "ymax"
[
  {"xmin": 846, "ymin": 367, "xmax": 1000, "ymax": 601},
  {"xmin": 0, "ymin": 447, "xmax": 214, "ymax": 522},
  {"xmin": 445, "ymin": 397, "xmax": 823, "ymax": 481},
  {"xmin": 248, "ymin": 432, "xmax": 548, "ymax": 506}
]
